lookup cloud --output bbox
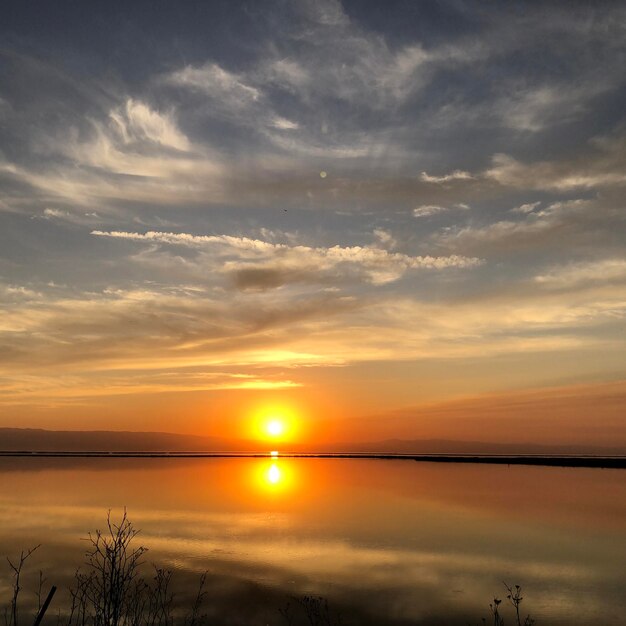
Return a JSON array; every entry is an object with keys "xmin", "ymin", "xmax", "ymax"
[
  {"xmin": 0, "ymin": 368, "xmax": 301, "ymax": 404},
  {"xmin": 65, "ymin": 99, "xmax": 207, "ymax": 177},
  {"xmin": 43, "ymin": 208, "xmax": 72, "ymax": 219},
  {"xmin": 2, "ymin": 269, "xmax": 624, "ymax": 407},
  {"xmin": 510, "ymin": 202, "xmax": 540, "ymax": 214},
  {"xmin": 3, "ymin": 176, "xmax": 625, "ymax": 407},
  {"xmin": 413, "ymin": 205, "xmax": 446, "ymax": 217},
  {"xmin": 259, "ymin": 58, "xmax": 310, "ymax": 94},
  {"xmin": 0, "ymin": 286, "xmax": 359, "ymax": 373},
  {"xmin": 369, "ymin": 288, "xmax": 626, "ymax": 342},
  {"xmin": 0, "ymin": 97, "xmax": 229, "ymax": 209},
  {"xmin": 231, "ymin": 267, "xmax": 307, "ymax": 291},
  {"xmin": 535, "ymin": 259, "xmax": 626, "ymax": 289},
  {"xmin": 372, "ymin": 229, "xmax": 395, "ymax": 248},
  {"xmin": 3, "ymin": 17, "xmax": 624, "ymax": 220},
  {"xmin": 265, "ymin": 37, "xmax": 433, "ymax": 111},
  {"xmin": 162, "ymin": 0, "xmax": 488, "ymax": 130},
  {"xmin": 91, "ymin": 229, "xmax": 483, "ymax": 286},
  {"xmin": 499, "ymin": 86, "xmax": 572, "ymax": 133},
  {"xmin": 434, "ymin": 198, "xmax": 597, "ymax": 252},
  {"xmin": 1, "ymin": 1, "xmax": 625, "ymax": 224},
  {"xmin": 298, "ymin": 0, "xmax": 350, "ymax": 27},
  {"xmin": 165, "ymin": 62, "xmax": 261, "ymax": 109},
  {"xmin": 270, "ymin": 116, "xmax": 299, "ymax": 130},
  {"xmin": 109, "ymin": 99, "xmax": 190, "ymax": 151},
  {"xmin": 485, "ymin": 141, "xmax": 626, "ymax": 191},
  {"xmin": 495, "ymin": 81, "xmax": 612, "ymax": 133},
  {"xmin": 441, "ymin": 219, "xmax": 552, "ymax": 246},
  {"xmin": 163, "ymin": 51, "xmax": 428, "ymax": 164},
  {"xmin": 163, "ymin": 49, "xmax": 416, "ymax": 161},
  {"xmin": 419, "ymin": 171, "xmax": 473, "ymax": 184},
  {"xmin": 40, "ymin": 207, "xmax": 102, "ymax": 224},
  {"xmin": 413, "ymin": 203, "xmax": 470, "ymax": 218},
  {"xmin": 0, "ymin": 283, "xmax": 41, "ymax": 303},
  {"xmin": 260, "ymin": 131, "xmax": 373, "ymax": 158}
]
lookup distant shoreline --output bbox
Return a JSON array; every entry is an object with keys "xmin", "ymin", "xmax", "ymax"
[{"xmin": 1, "ymin": 451, "xmax": 625, "ymax": 468}]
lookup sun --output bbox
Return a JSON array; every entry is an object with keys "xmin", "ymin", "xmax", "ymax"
[
  {"xmin": 266, "ymin": 419, "xmax": 284, "ymax": 437},
  {"xmin": 249, "ymin": 401, "xmax": 300, "ymax": 444}
]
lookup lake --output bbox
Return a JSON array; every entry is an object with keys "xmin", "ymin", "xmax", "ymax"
[{"xmin": 0, "ymin": 457, "xmax": 625, "ymax": 625}]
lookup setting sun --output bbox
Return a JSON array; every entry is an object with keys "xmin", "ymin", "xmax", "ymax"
[
  {"xmin": 266, "ymin": 419, "xmax": 284, "ymax": 437},
  {"xmin": 248, "ymin": 401, "xmax": 301, "ymax": 444}
]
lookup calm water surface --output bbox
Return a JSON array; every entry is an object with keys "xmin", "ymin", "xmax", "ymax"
[{"xmin": 0, "ymin": 458, "xmax": 625, "ymax": 625}]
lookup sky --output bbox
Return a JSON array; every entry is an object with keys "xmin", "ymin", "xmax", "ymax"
[{"xmin": 0, "ymin": 0, "xmax": 625, "ymax": 446}]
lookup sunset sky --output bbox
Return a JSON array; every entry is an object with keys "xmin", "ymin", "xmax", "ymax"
[{"xmin": 1, "ymin": 0, "xmax": 625, "ymax": 446}]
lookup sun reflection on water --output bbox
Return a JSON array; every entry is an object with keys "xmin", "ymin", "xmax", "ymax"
[
  {"xmin": 267, "ymin": 463, "xmax": 281, "ymax": 484},
  {"xmin": 253, "ymin": 456, "xmax": 295, "ymax": 495}
]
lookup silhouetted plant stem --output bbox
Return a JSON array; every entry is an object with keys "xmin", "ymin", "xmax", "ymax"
[
  {"xmin": 185, "ymin": 572, "xmax": 207, "ymax": 626},
  {"xmin": 33, "ymin": 586, "xmax": 57, "ymax": 626},
  {"xmin": 6, "ymin": 545, "xmax": 40, "ymax": 626},
  {"xmin": 503, "ymin": 582, "xmax": 534, "ymax": 626},
  {"xmin": 489, "ymin": 597, "xmax": 504, "ymax": 626}
]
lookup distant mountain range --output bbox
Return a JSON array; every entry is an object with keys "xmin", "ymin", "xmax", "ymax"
[
  {"xmin": 1, "ymin": 427, "xmax": 624, "ymax": 456},
  {"xmin": 0, "ymin": 428, "xmax": 246, "ymax": 452}
]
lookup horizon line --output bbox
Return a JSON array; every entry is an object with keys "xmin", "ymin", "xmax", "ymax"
[{"xmin": 1, "ymin": 451, "xmax": 625, "ymax": 469}]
